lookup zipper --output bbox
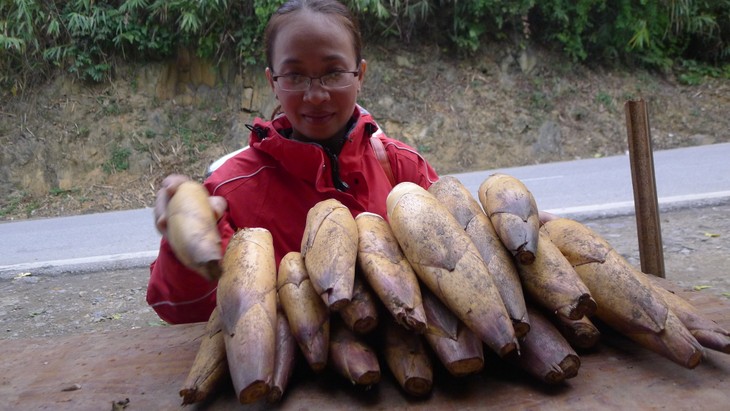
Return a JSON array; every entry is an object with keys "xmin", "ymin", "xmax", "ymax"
[
  {"xmin": 323, "ymin": 146, "xmax": 349, "ymax": 192},
  {"xmin": 248, "ymin": 122, "xmax": 351, "ymax": 191},
  {"xmin": 245, "ymin": 124, "xmax": 268, "ymax": 139}
]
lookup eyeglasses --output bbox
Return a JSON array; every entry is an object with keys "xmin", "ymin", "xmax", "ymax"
[{"xmin": 272, "ymin": 69, "xmax": 360, "ymax": 92}]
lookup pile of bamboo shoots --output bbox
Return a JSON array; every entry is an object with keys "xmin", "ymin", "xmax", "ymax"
[{"xmin": 172, "ymin": 176, "xmax": 730, "ymax": 406}]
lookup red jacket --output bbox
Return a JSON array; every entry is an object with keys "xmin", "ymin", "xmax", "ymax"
[{"xmin": 147, "ymin": 106, "xmax": 439, "ymax": 324}]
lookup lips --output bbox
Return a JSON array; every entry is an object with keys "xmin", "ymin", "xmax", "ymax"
[{"xmin": 302, "ymin": 112, "xmax": 334, "ymax": 125}]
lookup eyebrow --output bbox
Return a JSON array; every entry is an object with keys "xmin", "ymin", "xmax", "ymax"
[{"xmin": 277, "ymin": 54, "xmax": 350, "ymax": 67}]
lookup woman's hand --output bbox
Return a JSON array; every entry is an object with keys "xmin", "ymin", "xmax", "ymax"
[
  {"xmin": 154, "ymin": 174, "xmax": 228, "ymax": 236},
  {"xmin": 538, "ymin": 210, "xmax": 559, "ymax": 226}
]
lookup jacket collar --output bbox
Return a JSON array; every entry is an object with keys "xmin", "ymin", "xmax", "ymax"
[{"xmin": 248, "ymin": 106, "xmax": 378, "ymax": 190}]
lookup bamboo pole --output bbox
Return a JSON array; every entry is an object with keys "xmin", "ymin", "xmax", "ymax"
[{"xmin": 624, "ymin": 99, "xmax": 665, "ymax": 278}]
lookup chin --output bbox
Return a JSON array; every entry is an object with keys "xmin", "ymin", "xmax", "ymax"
[{"xmin": 298, "ymin": 126, "xmax": 339, "ymax": 141}]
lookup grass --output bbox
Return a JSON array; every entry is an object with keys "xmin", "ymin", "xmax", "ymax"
[
  {"xmin": 416, "ymin": 143, "xmax": 432, "ymax": 153},
  {"xmin": 0, "ymin": 195, "xmax": 23, "ymax": 218},
  {"xmin": 103, "ymin": 145, "xmax": 132, "ymax": 174},
  {"xmin": 595, "ymin": 91, "xmax": 613, "ymax": 110},
  {"xmin": 0, "ymin": 191, "xmax": 41, "ymax": 218},
  {"xmin": 170, "ymin": 110, "xmax": 226, "ymax": 160},
  {"xmin": 530, "ymin": 90, "xmax": 552, "ymax": 111},
  {"xmin": 49, "ymin": 187, "xmax": 79, "ymax": 196}
]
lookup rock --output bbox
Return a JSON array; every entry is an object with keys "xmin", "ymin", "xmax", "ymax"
[
  {"xmin": 395, "ymin": 55, "xmax": 413, "ymax": 68},
  {"xmin": 518, "ymin": 47, "xmax": 538, "ymax": 75},
  {"xmin": 532, "ymin": 120, "xmax": 563, "ymax": 159},
  {"xmin": 689, "ymin": 134, "xmax": 715, "ymax": 145}
]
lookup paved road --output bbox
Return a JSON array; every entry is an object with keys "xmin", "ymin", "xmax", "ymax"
[
  {"xmin": 2, "ymin": 143, "xmax": 729, "ymax": 277},
  {"xmin": 458, "ymin": 142, "xmax": 730, "ymax": 215}
]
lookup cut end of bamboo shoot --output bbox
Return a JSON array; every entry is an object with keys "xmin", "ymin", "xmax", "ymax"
[
  {"xmin": 354, "ymin": 371, "xmax": 381, "ymax": 386},
  {"xmin": 513, "ymin": 320, "xmax": 531, "ymax": 339},
  {"xmin": 560, "ymin": 318, "xmax": 601, "ymax": 349},
  {"xmin": 179, "ymin": 388, "xmax": 202, "ymax": 405},
  {"xmin": 398, "ymin": 310, "xmax": 428, "ymax": 334},
  {"xmin": 497, "ymin": 340, "xmax": 519, "ymax": 358},
  {"xmin": 266, "ymin": 387, "xmax": 283, "ymax": 404},
  {"xmin": 692, "ymin": 330, "xmax": 730, "ymax": 354},
  {"xmin": 179, "ymin": 361, "xmax": 227, "ymax": 405},
  {"xmin": 515, "ymin": 249, "xmax": 536, "ymax": 265},
  {"xmin": 404, "ymin": 378, "xmax": 433, "ymax": 397},
  {"xmin": 573, "ymin": 331, "xmax": 600, "ymax": 350},
  {"xmin": 447, "ymin": 358, "xmax": 485, "ymax": 377},
  {"xmin": 351, "ymin": 316, "xmax": 378, "ymax": 334},
  {"xmin": 543, "ymin": 367, "xmax": 565, "ymax": 385},
  {"xmin": 559, "ymin": 355, "xmax": 581, "ymax": 379},
  {"xmin": 557, "ymin": 294, "xmax": 598, "ymax": 321},
  {"xmin": 575, "ymin": 294, "xmax": 598, "ymax": 319},
  {"xmin": 685, "ymin": 350, "xmax": 704, "ymax": 369},
  {"xmin": 309, "ymin": 360, "xmax": 328, "ymax": 373},
  {"xmin": 328, "ymin": 296, "xmax": 351, "ymax": 312},
  {"xmin": 238, "ymin": 381, "xmax": 270, "ymax": 404}
]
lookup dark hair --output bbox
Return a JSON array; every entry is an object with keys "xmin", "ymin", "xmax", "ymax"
[{"xmin": 264, "ymin": 0, "xmax": 363, "ymax": 70}]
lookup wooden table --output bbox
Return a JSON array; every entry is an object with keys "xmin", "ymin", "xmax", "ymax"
[{"xmin": 3, "ymin": 281, "xmax": 730, "ymax": 410}]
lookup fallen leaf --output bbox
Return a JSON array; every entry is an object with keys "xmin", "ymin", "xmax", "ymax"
[
  {"xmin": 722, "ymin": 293, "xmax": 730, "ymax": 298},
  {"xmin": 703, "ymin": 232, "xmax": 720, "ymax": 238},
  {"xmin": 14, "ymin": 272, "xmax": 32, "ymax": 280},
  {"xmin": 693, "ymin": 285, "xmax": 712, "ymax": 291},
  {"xmin": 111, "ymin": 398, "xmax": 130, "ymax": 411},
  {"xmin": 147, "ymin": 320, "xmax": 169, "ymax": 327},
  {"xmin": 61, "ymin": 383, "xmax": 82, "ymax": 392}
]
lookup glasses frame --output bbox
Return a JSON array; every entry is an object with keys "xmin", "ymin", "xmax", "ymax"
[{"xmin": 272, "ymin": 68, "xmax": 360, "ymax": 92}]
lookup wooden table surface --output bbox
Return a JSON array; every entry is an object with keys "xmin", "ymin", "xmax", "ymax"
[{"xmin": 2, "ymin": 280, "xmax": 730, "ymax": 411}]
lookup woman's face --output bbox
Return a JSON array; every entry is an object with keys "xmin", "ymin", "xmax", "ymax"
[{"xmin": 266, "ymin": 11, "xmax": 366, "ymax": 142}]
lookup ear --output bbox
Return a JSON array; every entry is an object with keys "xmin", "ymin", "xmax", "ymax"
[
  {"xmin": 265, "ymin": 67, "xmax": 276, "ymax": 92},
  {"xmin": 357, "ymin": 59, "xmax": 367, "ymax": 92}
]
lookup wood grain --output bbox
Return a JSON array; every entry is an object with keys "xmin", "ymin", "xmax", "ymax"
[{"xmin": 2, "ymin": 280, "xmax": 729, "ymax": 410}]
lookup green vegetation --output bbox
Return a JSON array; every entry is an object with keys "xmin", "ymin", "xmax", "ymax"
[
  {"xmin": 49, "ymin": 187, "xmax": 79, "ymax": 196},
  {"xmin": 177, "ymin": 125, "xmax": 222, "ymax": 156},
  {"xmin": 0, "ymin": 192, "xmax": 24, "ymax": 218},
  {"xmin": 595, "ymin": 91, "xmax": 614, "ymax": 111},
  {"xmin": 0, "ymin": 191, "xmax": 39, "ymax": 218},
  {"xmin": 103, "ymin": 144, "xmax": 131, "ymax": 174},
  {"xmin": 1, "ymin": 0, "xmax": 728, "ymax": 94}
]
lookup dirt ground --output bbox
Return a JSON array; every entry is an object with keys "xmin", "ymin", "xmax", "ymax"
[
  {"xmin": 2, "ymin": 201, "xmax": 729, "ymax": 340},
  {"xmin": 0, "ymin": 43, "xmax": 729, "ymax": 340}
]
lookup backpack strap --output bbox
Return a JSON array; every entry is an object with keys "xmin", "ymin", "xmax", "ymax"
[{"xmin": 370, "ymin": 135, "xmax": 396, "ymax": 187}]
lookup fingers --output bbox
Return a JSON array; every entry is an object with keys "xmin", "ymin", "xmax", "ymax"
[
  {"xmin": 154, "ymin": 192, "xmax": 168, "ymax": 236},
  {"xmin": 161, "ymin": 174, "xmax": 191, "ymax": 192},
  {"xmin": 153, "ymin": 175, "xmax": 229, "ymax": 236},
  {"xmin": 538, "ymin": 210, "xmax": 559, "ymax": 226},
  {"xmin": 154, "ymin": 174, "xmax": 191, "ymax": 236},
  {"xmin": 209, "ymin": 196, "xmax": 228, "ymax": 221}
]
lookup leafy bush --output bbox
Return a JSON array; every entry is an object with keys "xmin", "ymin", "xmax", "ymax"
[
  {"xmin": 1, "ymin": 0, "xmax": 280, "ymax": 90},
  {"xmin": 1, "ymin": 0, "xmax": 728, "ymax": 94}
]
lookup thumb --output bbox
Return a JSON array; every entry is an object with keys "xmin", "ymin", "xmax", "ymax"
[{"xmin": 209, "ymin": 196, "xmax": 228, "ymax": 221}]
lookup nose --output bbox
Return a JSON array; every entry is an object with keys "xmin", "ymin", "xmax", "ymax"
[{"xmin": 303, "ymin": 80, "xmax": 330, "ymax": 104}]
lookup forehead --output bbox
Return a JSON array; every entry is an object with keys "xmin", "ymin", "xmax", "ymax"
[{"xmin": 270, "ymin": 10, "xmax": 356, "ymax": 69}]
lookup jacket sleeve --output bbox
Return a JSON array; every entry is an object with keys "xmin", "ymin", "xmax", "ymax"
[
  {"xmin": 146, "ymin": 211, "xmax": 236, "ymax": 324},
  {"xmin": 381, "ymin": 137, "xmax": 439, "ymax": 189}
]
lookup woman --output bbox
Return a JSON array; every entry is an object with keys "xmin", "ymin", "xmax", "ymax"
[{"xmin": 147, "ymin": 0, "xmax": 439, "ymax": 324}]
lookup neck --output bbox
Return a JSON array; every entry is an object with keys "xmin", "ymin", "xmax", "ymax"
[{"xmin": 292, "ymin": 123, "xmax": 351, "ymax": 155}]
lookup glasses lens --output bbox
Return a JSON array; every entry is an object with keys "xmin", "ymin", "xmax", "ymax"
[
  {"xmin": 278, "ymin": 75, "xmax": 309, "ymax": 91},
  {"xmin": 276, "ymin": 71, "xmax": 357, "ymax": 91},
  {"xmin": 322, "ymin": 71, "xmax": 355, "ymax": 89}
]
